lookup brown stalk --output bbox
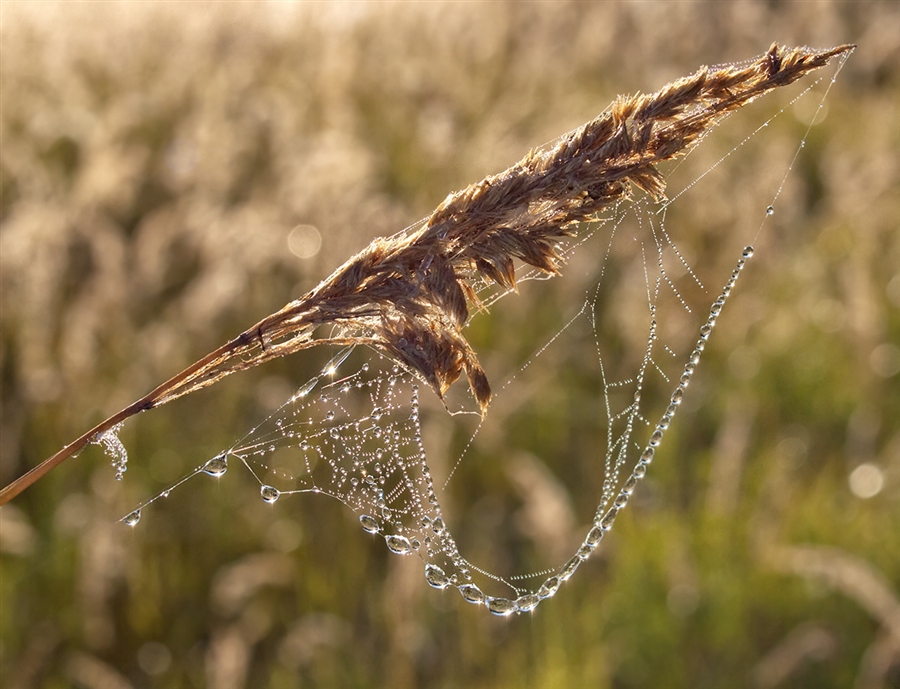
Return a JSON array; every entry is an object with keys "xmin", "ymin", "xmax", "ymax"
[{"xmin": 0, "ymin": 43, "xmax": 854, "ymax": 506}]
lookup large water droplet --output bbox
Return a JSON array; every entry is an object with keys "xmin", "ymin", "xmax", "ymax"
[
  {"xmin": 293, "ymin": 377, "xmax": 319, "ymax": 399},
  {"xmin": 600, "ymin": 506, "xmax": 619, "ymax": 531},
  {"xmin": 765, "ymin": 206, "xmax": 774, "ymax": 216},
  {"xmin": 431, "ymin": 517, "xmax": 445, "ymax": 534},
  {"xmin": 515, "ymin": 594, "xmax": 540, "ymax": 612},
  {"xmin": 202, "ymin": 454, "xmax": 228, "ymax": 477},
  {"xmin": 123, "ymin": 509, "xmax": 141, "ymax": 527},
  {"xmin": 323, "ymin": 346, "xmax": 354, "ymax": 376},
  {"xmin": 585, "ymin": 525, "xmax": 605, "ymax": 547},
  {"xmin": 640, "ymin": 447, "xmax": 655, "ymax": 464},
  {"xmin": 458, "ymin": 584, "xmax": 485, "ymax": 605},
  {"xmin": 487, "ymin": 597, "xmax": 517, "ymax": 616},
  {"xmin": 424, "ymin": 564, "xmax": 450, "ymax": 589},
  {"xmin": 538, "ymin": 576, "xmax": 560, "ymax": 600},
  {"xmin": 559, "ymin": 556, "xmax": 581, "ymax": 581},
  {"xmin": 359, "ymin": 514, "xmax": 380, "ymax": 534},
  {"xmin": 649, "ymin": 430, "xmax": 663, "ymax": 447},
  {"xmin": 385, "ymin": 534, "xmax": 412, "ymax": 555},
  {"xmin": 260, "ymin": 485, "xmax": 280, "ymax": 503}
]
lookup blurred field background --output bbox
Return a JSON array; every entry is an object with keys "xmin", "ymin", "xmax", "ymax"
[{"xmin": 1, "ymin": 2, "xmax": 898, "ymax": 688}]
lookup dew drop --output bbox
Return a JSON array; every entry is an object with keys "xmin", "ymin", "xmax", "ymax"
[
  {"xmin": 622, "ymin": 474, "xmax": 639, "ymax": 494},
  {"xmin": 649, "ymin": 430, "xmax": 664, "ymax": 447},
  {"xmin": 359, "ymin": 514, "xmax": 380, "ymax": 534},
  {"xmin": 599, "ymin": 506, "xmax": 618, "ymax": 531},
  {"xmin": 538, "ymin": 576, "xmax": 560, "ymax": 600},
  {"xmin": 123, "ymin": 509, "xmax": 141, "ymax": 527},
  {"xmin": 458, "ymin": 583, "xmax": 485, "ymax": 605},
  {"xmin": 640, "ymin": 447, "xmax": 655, "ymax": 464},
  {"xmin": 325, "ymin": 411, "xmax": 336, "ymax": 421},
  {"xmin": 487, "ymin": 597, "xmax": 517, "ymax": 616},
  {"xmin": 424, "ymin": 564, "xmax": 450, "ymax": 589},
  {"xmin": 431, "ymin": 517, "xmax": 445, "ymax": 534},
  {"xmin": 515, "ymin": 594, "xmax": 540, "ymax": 612},
  {"xmin": 202, "ymin": 454, "xmax": 228, "ymax": 477},
  {"xmin": 585, "ymin": 525, "xmax": 605, "ymax": 548},
  {"xmin": 743, "ymin": 246, "xmax": 755, "ymax": 258},
  {"xmin": 294, "ymin": 377, "xmax": 319, "ymax": 398},
  {"xmin": 385, "ymin": 534, "xmax": 412, "ymax": 555},
  {"xmin": 633, "ymin": 463, "xmax": 647, "ymax": 479},
  {"xmin": 323, "ymin": 346, "xmax": 354, "ymax": 375},
  {"xmin": 260, "ymin": 485, "xmax": 280, "ymax": 503},
  {"xmin": 765, "ymin": 206, "xmax": 774, "ymax": 216}
]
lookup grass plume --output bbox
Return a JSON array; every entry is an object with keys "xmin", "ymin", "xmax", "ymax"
[{"xmin": 0, "ymin": 43, "xmax": 853, "ymax": 506}]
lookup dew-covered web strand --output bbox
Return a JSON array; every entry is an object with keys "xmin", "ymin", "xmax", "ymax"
[{"xmin": 116, "ymin": 53, "xmax": 847, "ymax": 616}]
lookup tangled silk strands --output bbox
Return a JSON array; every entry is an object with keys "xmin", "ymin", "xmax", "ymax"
[{"xmin": 0, "ymin": 43, "xmax": 854, "ymax": 506}]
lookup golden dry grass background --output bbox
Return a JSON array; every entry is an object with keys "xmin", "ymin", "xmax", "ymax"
[{"xmin": 1, "ymin": 2, "xmax": 898, "ymax": 688}]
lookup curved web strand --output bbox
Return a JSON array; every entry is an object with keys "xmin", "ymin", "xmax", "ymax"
[{"xmin": 116, "ymin": 45, "xmax": 853, "ymax": 616}]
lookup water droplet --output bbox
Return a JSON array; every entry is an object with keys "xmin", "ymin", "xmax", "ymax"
[
  {"xmin": 577, "ymin": 544, "xmax": 594, "ymax": 560},
  {"xmin": 431, "ymin": 517, "xmax": 445, "ymax": 534},
  {"xmin": 202, "ymin": 454, "xmax": 228, "ymax": 477},
  {"xmin": 260, "ymin": 485, "xmax": 280, "ymax": 503},
  {"xmin": 538, "ymin": 576, "xmax": 560, "ymax": 599},
  {"xmin": 359, "ymin": 514, "xmax": 380, "ymax": 534},
  {"xmin": 649, "ymin": 430, "xmax": 663, "ymax": 447},
  {"xmin": 633, "ymin": 463, "xmax": 647, "ymax": 479},
  {"xmin": 123, "ymin": 509, "xmax": 141, "ymax": 527},
  {"xmin": 671, "ymin": 388, "xmax": 684, "ymax": 405},
  {"xmin": 585, "ymin": 525, "xmax": 604, "ymax": 547},
  {"xmin": 458, "ymin": 583, "xmax": 485, "ymax": 605},
  {"xmin": 765, "ymin": 206, "xmax": 774, "ymax": 216},
  {"xmin": 622, "ymin": 474, "xmax": 639, "ymax": 494},
  {"xmin": 325, "ymin": 411, "xmax": 336, "ymax": 421},
  {"xmin": 294, "ymin": 377, "xmax": 319, "ymax": 399},
  {"xmin": 424, "ymin": 564, "xmax": 450, "ymax": 589},
  {"xmin": 370, "ymin": 407, "xmax": 384, "ymax": 421},
  {"xmin": 300, "ymin": 439, "xmax": 310, "ymax": 450},
  {"xmin": 339, "ymin": 382, "xmax": 351, "ymax": 393},
  {"xmin": 515, "ymin": 594, "xmax": 540, "ymax": 612},
  {"xmin": 385, "ymin": 534, "xmax": 412, "ymax": 555},
  {"xmin": 323, "ymin": 346, "xmax": 354, "ymax": 375},
  {"xmin": 599, "ymin": 506, "xmax": 618, "ymax": 531},
  {"xmin": 614, "ymin": 492, "xmax": 629, "ymax": 509},
  {"xmin": 743, "ymin": 246, "xmax": 755, "ymax": 258},
  {"xmin": 329, "ymin": 428, "xmax": 340, "ymax": 439},
  {"xmin": 640, "ymin": 447, "xmax": 655, "ymax": 464},
  {"xmin": 487, "ymin": 597, "xmax": 517, "ymax": 616}
]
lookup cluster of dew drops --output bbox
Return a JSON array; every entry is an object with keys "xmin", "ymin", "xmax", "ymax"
[
  {"xmin": 119, "ymin": 246, "xmax": 753, "ymax": 616},
  {"xmin": 410, "ymin": 246, "xmax": 754, "ymax": 616}
]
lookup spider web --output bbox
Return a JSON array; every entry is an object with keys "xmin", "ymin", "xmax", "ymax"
[{"xmin": 116, "ymin": 51, "xmax": 850, "ymax": 616}]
